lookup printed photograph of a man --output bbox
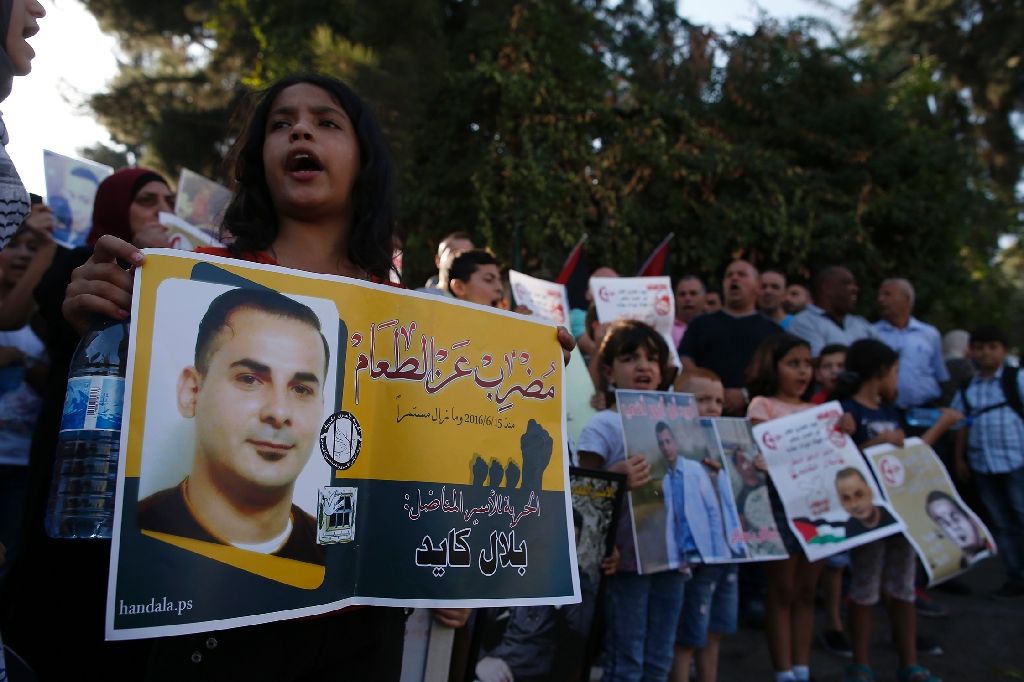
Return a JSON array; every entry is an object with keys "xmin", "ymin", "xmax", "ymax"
[
  {"xmin": 138, "ymin": 285, "xmax": 336, "ymax": 566},
  {"xmin": 925, "ymin": 490, "xmax": 993, "ymax": 568}
]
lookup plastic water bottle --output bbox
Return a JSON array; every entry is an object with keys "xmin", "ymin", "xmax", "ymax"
[
  {"xmin": 45, "ymin": 318, "xmax": 129, "ymax": 539},
  {"xmin": 905, "ymin": 407, "xmax": 970, "ymax": 430}
]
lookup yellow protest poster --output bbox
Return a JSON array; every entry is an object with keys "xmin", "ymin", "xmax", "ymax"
[{"xmin": 106, "ymin": 250, "xmax": 578, "ymax": 640}]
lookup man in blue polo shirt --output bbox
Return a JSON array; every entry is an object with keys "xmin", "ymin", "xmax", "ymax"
[{"xmin": 874, "ymin": 278, "xmax": 949, "ymax": 410}]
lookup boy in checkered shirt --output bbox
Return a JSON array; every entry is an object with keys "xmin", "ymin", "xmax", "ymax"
[{"xmin": 952, "ymin": 325, "xmax": 1024, "ymax": 597}]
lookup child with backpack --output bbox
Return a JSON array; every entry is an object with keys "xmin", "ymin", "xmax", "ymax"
[{"xmin": 952, "ymin": 325, "xmax": 1024, "ymax": 598}]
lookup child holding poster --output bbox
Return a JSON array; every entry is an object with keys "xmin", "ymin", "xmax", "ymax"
[
  {"xmin": 62, "ymin": 73, "xmax": 575, "ymax": 681},
  {"xmin": 577, "ymin": 320, "xmax": 683, "ymax": 682},
  {"xmin": 834, "ymin": 339, "xmax": 960, "ymax": 682},
  {"xmin": 745, "ymin": 333, "xmax": 821, "ymax": 682},
  {"xmin": 671, "ymin": 369, "xmax": 739, "ymax": 682}
]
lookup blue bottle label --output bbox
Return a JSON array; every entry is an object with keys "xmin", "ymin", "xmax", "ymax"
[{"xmin": 60, "ymin": 376, "xmax": 125, "ymax": 432}]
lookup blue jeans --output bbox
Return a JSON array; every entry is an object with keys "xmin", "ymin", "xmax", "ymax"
[
  {"xmin": 676, "ymin": 563, "xmax": 739, "ymax": 647},
  {"xmin": 603, "ymin": 570, "xmax": 686, "ymax": 682},
  {"xmin": 974, "ymin": 466, "xmax": 1024, "ymax": 582}
]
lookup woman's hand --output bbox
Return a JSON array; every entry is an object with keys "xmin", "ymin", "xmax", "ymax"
[{"xmin": 63, "ymin": 235, "xmax": 143, "ymax": 335}]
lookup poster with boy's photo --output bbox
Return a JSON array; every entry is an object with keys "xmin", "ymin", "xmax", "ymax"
[
  {"xmin": 175, "ymin": 168, "xmax": 232, "ymax": 240},
  {"xmin": 43, "ymin": 150, "xmax": 113, "ymax": 248},
  {"xmin": 467, "ymin": 468, "xmax": 623, "ymax": 682},
  {"xmin": 713, "ymin": 417, "xmax": 788, "ymax": 562},
  {"xmin": 752, "ymin": 401, "xmax": 903, "ymax": 562},
  {"xmin": 865, "ymin": 438, "xmax": 995, "ymax": 586},
  {"xmin": 617, "ymin": 390, "xmax": 732, "ymax": 573}
]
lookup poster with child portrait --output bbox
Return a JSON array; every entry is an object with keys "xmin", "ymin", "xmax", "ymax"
[
  {"xmin": 43, "ymin": 150, "xmax": 113, "ymax": 248},
  {"xmin": 865, "ymin": 438, "xmax": 995, "ymax": 586},
  {"xmin": 712, "ymin": 417, "xmax": 788, "ymax": 562},
  {"xmin": 752, "ymin": 401, "xmax": 903, "ymax": 562},
  {"xmin": 174, "ymin": 168, "xmax": 232, "ymax": 240}
]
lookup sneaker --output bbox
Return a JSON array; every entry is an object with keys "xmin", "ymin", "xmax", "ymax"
[
  {"xmin": 914, "ymin": 588, "xmax": 950, "ymax": 618},
  {"xmin": 916, "ymin": 635, "xmax": 944, "ymax": 656},
  {"xmin": 993, "ymin": 580, "xmax": 1024, "ymax": 598},
  {"xmin": 821, "ymin": 629, "xmax": 853, "ymax": 658},
  {"xmin": 897, "ymin": 664, "xmax": 941, "ymax": 682}
]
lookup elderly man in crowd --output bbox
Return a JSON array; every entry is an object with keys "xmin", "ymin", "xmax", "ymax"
[{"xmin": 874, "ymin": 278, "xmax": 949, "ymax": 410}]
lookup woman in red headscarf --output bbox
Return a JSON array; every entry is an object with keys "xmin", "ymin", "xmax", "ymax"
[{"xmin": 0, "ymin": 167, "xmax": 173, "ymax": 680}]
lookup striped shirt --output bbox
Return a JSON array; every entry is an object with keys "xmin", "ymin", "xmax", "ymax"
[{"xmin": 951, "ymin": 366, "xmax": 1024, "ymax": 474}]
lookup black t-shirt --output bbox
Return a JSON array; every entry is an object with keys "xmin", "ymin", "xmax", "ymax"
[
  {"xmin": 677, "ymin": 310, "xmax": 782, "ymax": 388},
  {"xmin": 844, "ymin": 505, "xmax": 897, "ymax": 538},
  {"xmin": 840, "ymin": 399, "xmax": 904, "ymax": 446}
]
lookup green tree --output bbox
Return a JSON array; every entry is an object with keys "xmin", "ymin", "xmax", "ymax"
[{"xmin": 853, "ymin": 0, "xmax": 1024, "ymax": 202}]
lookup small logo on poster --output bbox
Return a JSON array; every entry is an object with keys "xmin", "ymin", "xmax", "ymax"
[
  {"xmin": 320, "ymin": 410, "xmax": 362, "ymax": 470},
  {"xmin": 878, "ymin": 455, "xmax": 905, "ymax": 488},
  {"xmin": 318, "ymin": 486, "xmax": 357, "ymax": 544},
  {"xmin": 654, "ymin": 294, "xmax": 671, "ymax": 316}
]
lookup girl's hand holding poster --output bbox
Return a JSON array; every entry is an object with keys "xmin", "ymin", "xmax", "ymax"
[
  {"xmin": 752, "ymin": 401, "xmax": 902, "ymax": 561},
  {"xmin": 865, "ymin": 438, "xmax": 995, "ymax": 586}
]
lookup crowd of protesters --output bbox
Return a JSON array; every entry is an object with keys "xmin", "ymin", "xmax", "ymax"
[{"xmin": 0, "ymin": 6, "xmax": 1020, "ymax": 681}]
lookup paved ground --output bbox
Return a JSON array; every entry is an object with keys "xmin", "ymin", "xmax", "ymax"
[{"xmin": 717, "ymin": 558, "xmax": 1024, "ymax": 681}]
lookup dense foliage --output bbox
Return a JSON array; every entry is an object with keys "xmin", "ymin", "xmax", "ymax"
[{"xmin": 81, "ymin": 0, "xmax": 1020, "ymax": 338}]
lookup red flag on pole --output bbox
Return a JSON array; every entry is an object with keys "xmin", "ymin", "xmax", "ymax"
[
  {"xmin": 555, "ymin": 234, "xmax": 588, "ymax": 285},
  {"xmin": 636, "ymin": 233, "xmax": 674, "ymax": 277}
]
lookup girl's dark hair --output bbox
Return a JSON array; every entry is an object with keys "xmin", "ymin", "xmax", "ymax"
[
  {"xmin": 831, "ymin": 338, "xmax": 899, "ymax": 400},
  {"xmin": 596, "ymin": 320, "xmax": 672, "ymax": 406},
  {"xmin": 222, "ymin": 73, "xmax": 396, "ymax": 281},
  {"xmin": 746, "ymin": 333, "xmax": 811, "ymax": 399}
]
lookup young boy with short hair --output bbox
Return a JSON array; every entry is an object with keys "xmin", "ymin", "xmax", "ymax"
[
  {"xmin": 671, "ymin": 369, "xmax": 739, "ymax": 682},
  {"xmin": 952, "ymin": 325, "xmax": 1024, "ymax": 597}
]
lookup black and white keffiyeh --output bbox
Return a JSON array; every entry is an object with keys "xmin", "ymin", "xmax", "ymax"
[
  {"xmin": 0, "ymin": 0, "xmax": 32, "ymax": 250},
  {"xmin": 0, "ymin": 113, "xmax": 30, "ymax": 250}
]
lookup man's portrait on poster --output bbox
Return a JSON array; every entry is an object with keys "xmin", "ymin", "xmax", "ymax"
[{"xmin": 137, "ymin": 279, "xmax": 340, "ymax": 567}]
